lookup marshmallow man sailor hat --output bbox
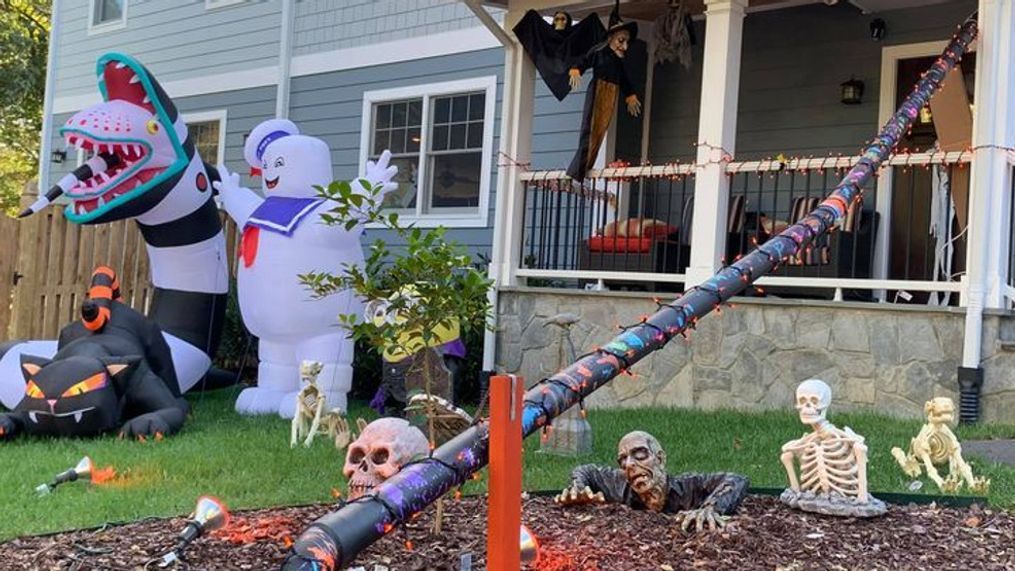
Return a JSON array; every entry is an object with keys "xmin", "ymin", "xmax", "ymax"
[{"xmin": 243, "ymin": 118, "xmax": 300, "ymax": 169}]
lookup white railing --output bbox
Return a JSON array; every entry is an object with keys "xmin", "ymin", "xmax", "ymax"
[{"xmin": 517, "ymin": 151, "xmax": 975, "ymax": 302}]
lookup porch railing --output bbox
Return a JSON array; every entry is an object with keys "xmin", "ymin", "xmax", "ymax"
[{"xmin": 517, "ymin": 152, "xmax": 972, "ymax": 303}]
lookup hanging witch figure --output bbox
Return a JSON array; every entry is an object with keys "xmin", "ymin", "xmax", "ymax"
[{"xmin": 565, "ymin": 0, "xmax": 642, "ymax": 182}]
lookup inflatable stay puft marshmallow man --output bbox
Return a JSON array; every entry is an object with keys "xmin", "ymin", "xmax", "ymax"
[{"xmin": 214, "ymin": 119, "xmax": 397, "ymax": 418}]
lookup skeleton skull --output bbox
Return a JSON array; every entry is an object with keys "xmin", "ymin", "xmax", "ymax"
[
  {"xmin": 343, "ymin": 418, "xmax": 428, "ymax": 499},
  {"xmin": 617, "ymin": 431, "xmax": 668, "ymax": 511},
  {"xmin": 795, "ymin": 379, "xmax": 832, "ymax": 426},
  {"xmin": 925, "ymin": 397, "xmax": 955, "ymax": 426}
]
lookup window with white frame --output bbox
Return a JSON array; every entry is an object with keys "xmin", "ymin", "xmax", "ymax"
[
  {"xmin": 89, "ymin": 0, "xmax": 127, "ymax": 32},
  {"xmin": 184, "ymin": 111, "xmax": 228, "ymax": 165},
  {"xmin": 361, "ymin": 77, "xmax": 496, "ymax": 227}
]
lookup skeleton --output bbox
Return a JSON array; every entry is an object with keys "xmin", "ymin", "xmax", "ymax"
[
  {"xmin": 290, "ymin": 361, "xmax": 352, "ymax": 450},
  {"xmin": 780, "ymin": 379, "xmax": 886, "ymax": 517},
  {"xmin": 343, "ymin": 417, "xmax": 429, "ymax": 500},
  {"xmin": 891, "ymin": 397, "xmax": 990, "ymax": 494},
  {"xmin": 555, "ymin": 431, "xmax": 748, "ymax": 532}
]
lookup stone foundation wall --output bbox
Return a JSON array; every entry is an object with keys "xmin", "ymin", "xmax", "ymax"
[{"xmin": 495, "ymin": 288, "xmax": 1015, "ymax": 423}]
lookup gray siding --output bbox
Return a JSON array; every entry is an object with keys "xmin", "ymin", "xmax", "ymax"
[
  {"xmin": 294, "ymin": 0, "xmax": 501, "ymax": 55},
  {"xmin": 53, "ymin": 0, "xmax": 281, "ymax": 98},
  {"xmin": 45, "ymin": 86, "xmax": 277, "ymax": 193},
  {"xmin": 649, "ymin": 0, "xmax": 978, "ymax": 163},
  {"xmin": 288, "ymin": 48, "xmax": 505, "ymax": 256}
]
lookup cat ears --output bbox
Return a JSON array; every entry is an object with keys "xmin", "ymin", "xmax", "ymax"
[
  {"xmin": 99, "ymin": 356, "xmax": 141, "ymax": 381},
  {"xmin": 20, "ymin": 354, "xmax": 52, "ymax": 380}
]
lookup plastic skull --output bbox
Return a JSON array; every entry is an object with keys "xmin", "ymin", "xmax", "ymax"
[
  {"xmin": 617, "ymin": 430, "xmax": 668, "ymax": 511},
  {"xmin": 343, "ymin": 418, "xmax": 428, "ymax": 499},
  {"xmin": 924, "ymin": 397, "xmax": 955, "ymax": 426},
  {"xmin": 795, "ymin": 379, "xmax": 832, "ymax": 426}
]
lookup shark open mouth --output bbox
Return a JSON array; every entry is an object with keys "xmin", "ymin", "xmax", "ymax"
[
  {"xmin": 61, "ymin": 137, "xmax": 153, "ymax": 216},
  {"xmin": 58, "ymin": 53, "xmax": 187, "ymax": 221}
]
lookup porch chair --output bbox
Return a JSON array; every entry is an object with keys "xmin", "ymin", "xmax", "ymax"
[{"xmin": 764, "ymin": 196, "xmax": 879, "ymax": 300}]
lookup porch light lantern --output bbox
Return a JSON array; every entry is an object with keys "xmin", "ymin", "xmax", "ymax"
[
  {"xmin": 50, "ymin": 149, "xmax": 67, "ymax": 164},
  {"xmin": 840, "ymin": 77, "xmax": 864, "ymax": 105}
]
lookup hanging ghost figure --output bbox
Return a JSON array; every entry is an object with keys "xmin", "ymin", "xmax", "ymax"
[{"xmin": 214, "ymin": 119, "xmax": 397, "ymax": 418}]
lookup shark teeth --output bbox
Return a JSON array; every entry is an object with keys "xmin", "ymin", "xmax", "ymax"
[
  {"xmin": 129, "ymin": 74, "xmax": 140, "ymax": 84},
  {"xmin": 28, "ymin": 411, "xmax": 38, "ymax": 424},
  {"xmin": 115, "ymin": 62, "xmax": 126, "ymax": 69},
  {"xmin": 142, "ymin": 95, "xmax": 151, "ymax": 104},
  {"xmin": 74, "ymin": 411, "xmax": 83, "ymax": 423}
]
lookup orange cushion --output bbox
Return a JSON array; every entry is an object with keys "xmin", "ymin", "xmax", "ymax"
[{"xmin": 587, "ymin": 236, "xmax": 655, "ymax": 253}]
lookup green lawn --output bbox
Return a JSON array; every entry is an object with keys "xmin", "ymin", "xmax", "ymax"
[{"xmin": 2, "ymin": 389, "xmax": 1014, "ymax": 541}]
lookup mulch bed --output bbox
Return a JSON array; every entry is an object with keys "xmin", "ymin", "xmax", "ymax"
[{"xmin": 2, "ymin": 495, "xmax": 1014, "ymax": 570}]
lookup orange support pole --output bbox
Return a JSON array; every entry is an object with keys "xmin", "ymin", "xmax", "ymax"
[{"xmin": 487, "ymin": 374, "xmax": 524, "ymax": 571}]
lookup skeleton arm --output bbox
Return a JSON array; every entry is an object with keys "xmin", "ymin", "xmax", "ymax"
[{"xmin": 780, "ymin": 436, "xmax": 808, "ymax": 491}]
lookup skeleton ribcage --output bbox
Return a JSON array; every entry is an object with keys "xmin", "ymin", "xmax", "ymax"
[
  {"xmin": 799, "ymin": 438, "xmax": 859, "ymax": 497},
  {"xmin": 927, "ymin": 431, "xmax": 951, "ymax": 464}
]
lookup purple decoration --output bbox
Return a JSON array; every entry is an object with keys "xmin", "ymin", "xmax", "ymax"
[{"xmin": 282, "ymin": 13, "xmax": 978, "ymax": 571}]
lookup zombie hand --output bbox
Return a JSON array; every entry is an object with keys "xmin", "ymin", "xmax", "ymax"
[
  {"xmin": 362, "ymin": 150, "xmax": 399, "ymax": 198},
  {"xmin": 554, "ymin": 485, "xmax": 606, "ymax": 506},
  {"xmin": 675, "ymin": 506, "xmax": 729, "ymax": 533}
]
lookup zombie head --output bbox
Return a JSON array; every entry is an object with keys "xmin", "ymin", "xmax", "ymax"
[
  {"xmin": 795, "ymin": 379, "xmax": 832, "ymax": 426},
  {"xmin": 924, "ymin": 397, "xmax": 955, "ymax": 426},
  {"xmin": 617, "ymin": 430, "xmax": 668, "ymax": 511},
  {"xmin": 343, "ymin": 417, "xmax": 428, "ymax": 499}
]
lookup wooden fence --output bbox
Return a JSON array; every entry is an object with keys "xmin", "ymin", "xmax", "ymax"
[{"xmin": 1, "ymin": 191, "xmax": 239, "ymax": 341}]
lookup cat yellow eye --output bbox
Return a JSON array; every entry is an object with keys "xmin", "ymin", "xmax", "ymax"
[
  {"xmin": 61, "ymin": 373, "xmax": 108, "ymax": 398},
  {"xmin": 25, "ymin": 380, "xmax": 45, "ymax": 399}
]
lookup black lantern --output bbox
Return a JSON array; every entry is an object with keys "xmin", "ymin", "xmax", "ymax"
[
  {"xmin": 870, "ymin": 18, "xmax": 886, "ymax": 41},
  {"xmin": 841, "ymin": 77, "xmax": 864, "ymax": 105},
  {"xmin": 50, "ymin": 149, "xmax": 67, "ymax": 163}
]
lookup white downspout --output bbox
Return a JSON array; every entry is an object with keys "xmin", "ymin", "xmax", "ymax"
[
  {"xmin": 37, "ymin": 0, "xmax": 61, "ymax": 193},
  {"xmin": 463, "ymin": 0, "xmax": 514, "ymax": 373},
  {"xmin": 275, "ymin": 0, "xmax": 295, "ymax": 119}
]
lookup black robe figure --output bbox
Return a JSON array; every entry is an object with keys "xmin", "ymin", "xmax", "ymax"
[
  {"xmin": 512, "ymin": 9, "xmax": 606, "ymax": 102},
  {"xmin": 566, "ymin": 2, "xmax": 642, "ymax": 182}
]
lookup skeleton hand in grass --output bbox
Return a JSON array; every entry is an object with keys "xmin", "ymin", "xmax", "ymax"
[
  {"xmin": 675, "ymin": 506, "xmax": 729, "ymax": 533},
  {"xmin": 554, "ymin": 484, "xmax": 606, "ymax": 506}
]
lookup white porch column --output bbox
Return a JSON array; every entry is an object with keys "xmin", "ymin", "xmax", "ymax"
[
  {"xmin": 685, "ymin": 0, "xmax": 747, "ymax": 287},
  {"xmin": 483, "ymin": 7, "xmax": 536, "ymax": 370},
  {"xmin": 962, "ymin": 0, "xmax": 1015, "ymax": 370},
  {"xmin": 490, "ymin": 9, "xmax": 535, "ymax": 291}
]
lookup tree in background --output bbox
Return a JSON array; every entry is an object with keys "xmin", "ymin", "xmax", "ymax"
[{"xmin": 0, "ymin": 0, "xmax": 50, "ymax": 215}]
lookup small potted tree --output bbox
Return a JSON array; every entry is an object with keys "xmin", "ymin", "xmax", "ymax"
[{"xmin": 301, "ymin": 176, "xmax": 492, "ymax": 531}]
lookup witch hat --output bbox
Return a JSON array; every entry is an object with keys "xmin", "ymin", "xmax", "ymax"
[{"xmin": 607, "ymin": 0, "xmax": 638, "ymax": 41}]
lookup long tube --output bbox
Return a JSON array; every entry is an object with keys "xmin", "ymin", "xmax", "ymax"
[
  {"xmin": 18, "ymin": 152, "xmax": 121, "ymax": 218},
  {"xmin": 282, "ymin": 13, "xmax": 979, "ymax": 570}
]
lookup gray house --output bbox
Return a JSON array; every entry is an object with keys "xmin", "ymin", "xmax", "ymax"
[{"xmin": 38, "ymin": 0, "xmax": 1015, "ymax": 423}]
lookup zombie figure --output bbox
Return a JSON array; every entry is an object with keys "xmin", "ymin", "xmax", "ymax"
[{"xmin": 555, "ymin": 430, "xmax": 749, "ymax": 531}]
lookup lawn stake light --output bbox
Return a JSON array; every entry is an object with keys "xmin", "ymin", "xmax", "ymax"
[
  {"xmin": 36, "ymin": 456, "xmax": 94, "ymax": 495},
  {"xmin": 283, "ymin": 13, "xmax": 979, "ymax": 570},
  {"xmin": 157, "ymin": 496, "xmax": 230, "ymax": 567}
]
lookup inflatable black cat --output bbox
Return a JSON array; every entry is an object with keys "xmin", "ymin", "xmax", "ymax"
[{"xmin": 0, "ymin": 267, "xmax": 189, "ymax": 440}]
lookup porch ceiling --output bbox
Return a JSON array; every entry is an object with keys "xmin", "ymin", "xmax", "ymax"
[{"xmin": 480, "ymin": 0, "xmax": 967, "ymax": 19}]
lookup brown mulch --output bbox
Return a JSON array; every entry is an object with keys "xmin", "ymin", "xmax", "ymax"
[{"xmin": 1, "ymin": 495, "xmax": 1014, "ymax": 570}]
